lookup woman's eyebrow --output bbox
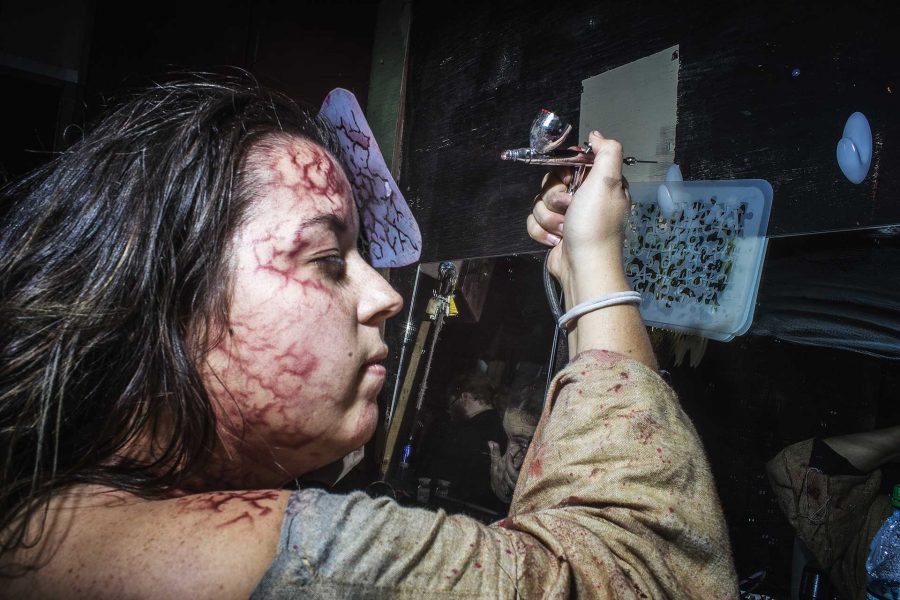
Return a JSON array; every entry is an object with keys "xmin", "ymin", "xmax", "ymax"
[{"xmin": 296, "ymin": 213, "xmax": 349, "ymax": 235}]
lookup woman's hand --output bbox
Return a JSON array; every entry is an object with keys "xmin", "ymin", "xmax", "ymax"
[
  {"xmin": 526, "ymin": 131, "xmax": 656, "ymax": 368},
  {"xmin": 526, "ymin": 131, "xmax": 630, "ymax": 289}
]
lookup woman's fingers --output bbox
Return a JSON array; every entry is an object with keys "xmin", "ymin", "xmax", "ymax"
[
  {"xmin": 543, "ymin": 189, "xmax": 573, "ymax": 214},
  {"xmin": 531, "ymin": 166, "xmax": 570, "ymax": 242},
  {"xmin": 526, "ymin": 213, "xmax": 561, "ymax": 246},
  {"xmin": 532, "ymin": 199, "xmax": 565, "ymax": 236},
  {"xmin": 540, "ymin": 166, "xmax": 572, "ymax": 191}
]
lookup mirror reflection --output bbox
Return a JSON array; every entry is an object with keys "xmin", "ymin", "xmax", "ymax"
[
  {"xmin": 381, "ymin": 253, "xmax": 557, "ymax": 521},
  {"xmin": 377, "ymin": 228, "xmax": 900, "ymax": 563}
]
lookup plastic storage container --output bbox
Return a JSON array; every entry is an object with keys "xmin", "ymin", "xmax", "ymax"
[{"xmin": 625, "ymin": 180, "xmax": 773, "ymax": 341}]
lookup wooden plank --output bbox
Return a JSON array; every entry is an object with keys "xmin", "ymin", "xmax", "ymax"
[
  {"xmin": 380, "ymin": 319, "xmax": 431, "ymax": 478},
  {"xmin": 366, "ymin": 0, "xmax": 412, "ymax": 177}
]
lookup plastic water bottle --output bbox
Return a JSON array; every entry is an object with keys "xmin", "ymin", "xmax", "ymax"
[{"xmin": 866, "ymin": 485, "xmax": 900, "ymax": 599}]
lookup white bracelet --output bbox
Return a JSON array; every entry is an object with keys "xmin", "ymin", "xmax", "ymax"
[{"xmin": 557, "ymin": 291, "xmax": 643, "ymax": 329}]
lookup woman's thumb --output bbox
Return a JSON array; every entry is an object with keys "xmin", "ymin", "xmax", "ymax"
[{"xmin": 579, "ymin": 130, "xmax": 624, "ymax": 196}]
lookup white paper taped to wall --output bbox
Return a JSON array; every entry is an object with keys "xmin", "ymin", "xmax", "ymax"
[{"xmin": 579, "ymin": 45, "xmax": 680, "ymax": 183}]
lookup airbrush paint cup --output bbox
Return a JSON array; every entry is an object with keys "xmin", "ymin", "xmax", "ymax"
[{"xmin": 530, "ymin": 109, "xmax": 572, "ymax": 154}]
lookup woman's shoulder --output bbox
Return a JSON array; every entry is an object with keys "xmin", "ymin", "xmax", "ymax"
[{"xmin": 2, "ymin": 486, "xmax": 292, "ymax": 600}]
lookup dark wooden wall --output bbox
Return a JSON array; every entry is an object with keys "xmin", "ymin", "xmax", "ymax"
[{"xmin": 398, "ymin": 1, "xmax": 900, "ymax": 264}]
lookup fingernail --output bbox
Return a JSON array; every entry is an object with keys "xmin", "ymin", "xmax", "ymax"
[
  {"xmin": 547, "ymin": 234, "xmax": 561, "ymax": 246},
  {"xmin": 591, "ymin": 130, "xmax": 600, "ymax": 137},
  {"xmin": 558, "ymin": 223, "xmax": 564, "ymax": 234}
]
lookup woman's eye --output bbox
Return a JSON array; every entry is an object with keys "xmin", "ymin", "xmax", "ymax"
[{"xmin": 315, "ymin": 255, "xmax": 347, "ymax": 279}]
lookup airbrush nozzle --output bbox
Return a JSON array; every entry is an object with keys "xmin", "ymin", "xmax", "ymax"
[
  {"xmin": 623, "ymin": 157, "xmax": 659, "ymax": 166},
  {"xmin": 500, "ymin": 148, "xmax": 538, "ymax": 161}
]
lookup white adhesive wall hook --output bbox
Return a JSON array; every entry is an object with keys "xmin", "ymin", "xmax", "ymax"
[
  {"xmin": 836, "ymin": 112, "xmax": 872, "ymax": 184},
  {"xmin": 657, "ymin": 163, "xmax": 684, "ymax": 219}
]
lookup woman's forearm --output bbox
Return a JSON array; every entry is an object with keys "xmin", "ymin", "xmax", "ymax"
[
  {"xmin": 823, "ymin": 425, "xmax": 900, "ymax": 473},
  {"xmin": 562, "ymin": 245, "xmax": 657, "ymax": 370}
]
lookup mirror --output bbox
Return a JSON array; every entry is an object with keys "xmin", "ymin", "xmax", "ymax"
[
  {"xmin": 376, "ymin": 228, "xmax": 900, "ymax": 520},
  {"xmin": 379, "ymin": 252, "xmax": 558, "ymax": 521}
]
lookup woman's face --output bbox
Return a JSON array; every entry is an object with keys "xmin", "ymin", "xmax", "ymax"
[{"xmin": 202, "ymin": 136, "xmax": 403, "ymax": 487}]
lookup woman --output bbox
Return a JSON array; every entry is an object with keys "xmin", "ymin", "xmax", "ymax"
[
  {"xmin": 489, "ymin": 382, "xmax": 544, "ymax": 504},
  {"xmin": 1, "ymin": 75, "xmax": 738, "ymax": 598}
]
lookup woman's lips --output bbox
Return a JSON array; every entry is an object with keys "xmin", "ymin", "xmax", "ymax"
[
  {"xmin": 362, "ymin": 362, "xmax": 387, "ymax": 400},
  {"xmin": 362, "ymin": 344, "xmax": 388, "ymax": 382},
  {"xmin": 365, "ymin": 363, "xmax": 387, "ymax": 377}
]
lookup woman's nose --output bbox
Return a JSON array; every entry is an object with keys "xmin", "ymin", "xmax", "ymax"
[{"xmin": 357, "ymin": 262, "xmax": 404, "ymax": 325}]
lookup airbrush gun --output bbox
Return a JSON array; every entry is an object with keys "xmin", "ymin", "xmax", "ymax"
[{"xmin": 500, "ymin": 108, "xmax": 656, "ymax": 192}]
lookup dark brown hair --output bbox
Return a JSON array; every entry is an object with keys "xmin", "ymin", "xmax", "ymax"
[
  {"xmin": 447, "ymin": 371, "xmax": 497, "ymax": 407},
  {"xmin": 0, "ymin": 73, "xmax": 340, "ymax": 559}
]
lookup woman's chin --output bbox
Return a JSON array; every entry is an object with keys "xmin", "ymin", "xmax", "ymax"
[
  {"xmin": 305, "ymin": 404, "xmax": 379, "ymax": 473},
  {"xmin": 350, "ymin": 401, "xmax": 379, "ymax": 446}
]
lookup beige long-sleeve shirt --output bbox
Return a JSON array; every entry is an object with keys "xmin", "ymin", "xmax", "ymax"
[{"xmin": 251, "ymin": 350, "xmax": 738, "ymax": 599}]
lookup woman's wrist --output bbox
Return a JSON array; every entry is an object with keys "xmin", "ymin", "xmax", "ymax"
[
  {"xmin": 562, "ymin": 246, "xmax": 630, "ymax": 308},
  {"xmin": 558, "ymin": 291, "xmax": 641, "ymax": 330}
]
